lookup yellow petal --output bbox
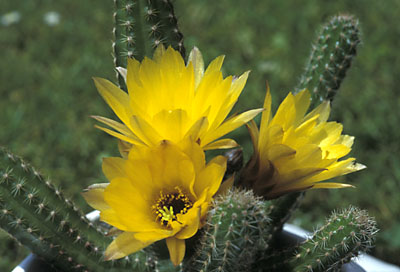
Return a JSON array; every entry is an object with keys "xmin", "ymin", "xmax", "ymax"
[
  {"xmin": 188, "ymin": 47, "xmax": 204, "ymax": 89},
  {"xmin": 152, "ymin": 109, "xmax": 189, "ymax": 143},
  {"xmin": 82, "ymin": 183, "xmax": 110, "ymax": 210},
  {"xmin": 116, "ymin": 67, "xmax": 127, "ymax": 83},
  {"xmin": 216, "ymin": 175, "xmax": 234, "ymax": 196},
  {"xmin": 312, "ymin": 182, "xmax": 355, "ymax": 189},
  {"xmin": 183, "ymin": 117, "xmax": 209, "ymax": 143},
  {"xmin": 270, "ymin": 92, "xmax": 296, "ymax": 129},
  {"xmin": 209, "ymin": 71, "xmax": 250, "ymax": 130},
  {"xmin": 275, "ymin": 167, "xmax": 326, "ymax": 189},
  {"xmin": 118, "ymin": 140, "xmax": 131, "ymax": 159},
  {"xmin": 133, "ymin": 229, "xmax": 176, "ymax": 241},
  {"xmin": 104, "ymin": 177, "xmax": 160, "ymax": 232},
  {"xmin": 104, "ymin": 232, "xmax": 155, "ymax": 260},
  {"xmin": 194, "ymin": 155, "xmax": 226, "ymax": 198},
  {"xmin": 94, "ymin": 125, "xmax": 143, "ymax": 145},
  {"xmin": 166, "ymin": 237, "xmax": 186, "ymax": 266},
  {"xmin": 158, "ymin": 141, "xmax": 196, "ymax": 192},
  {"xmin": 179, "ymin": 138, "xmax": 205, "ymax": 174},
  {"xmin": 175, "ymin": 206, "xmax": 201, "ymax": 239},
  {"xmin": 202, "ymin": 108, "xmax": 263, "ymax": 146},
  {"xmin": 203, "ymin": 138, "xmax": 238, "ymax": 150},
  {"xmin": 130, "ymin": 115, "xmax": 163, "ymax": 146},
  {"xmin": 293, "ymin": 89, "xmax": 311, "ymax": 126},
  {"xmin": 100, "ymin": 209, "xmax": 128, "ymax": 231},
  {"xmin": 205, "ymin": 55, "xmax": 225, "ymax": 75},
  {"xmin": 126, "ymin": 57, "xmax": 141, "ymax": 92},
  {"xmin": 325, "ymin": 144, "xmax": 351, "ymax": 159},
  {"xmin": 153, "ymin": 44, "xmax": 166, "ymax": 62},
  {"xmin": 308, "ymin": 158, "xmax": 365, "ymax": 183},
  {"xmin": 259, "ymin": 83, "xmax": 272, "ymax": 139},
  {"xmin": 102, "ymin": 157, "xmax": 126, "ymax": 181},
  {"xmin": 266, "ymin": 144, "xmax": 296, "ymax": 162},
  {"xmin": 93, "ymin": 77, "xmax": 132, "ymax": 127},
  {"xmin": 246, "ymin": 120, "xmax": 259, "ymax": 152},
  {"xmin": 303, "ymin": 100, "xmax": 331, "ymax": 123},
  {"xmin": 91, "ymin": 115, "xmax": 137, "ymax": 139}
]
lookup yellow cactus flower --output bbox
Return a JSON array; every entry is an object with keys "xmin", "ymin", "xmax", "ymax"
[
  {"xmin": 82, "ymin": 140, "xmax": 231, "ymax": 266},
  {"xmin": 239, "ymin": 87, "xmax": 365, "ymax": 199},
  {"xmin": 92, "ymin": 46, "xmax": 262, "ymax": 151}
]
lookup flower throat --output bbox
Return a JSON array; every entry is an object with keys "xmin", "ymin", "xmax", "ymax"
[{"xmin": 153, "ymin": 187, "xmax": 193, "ymax": 226}]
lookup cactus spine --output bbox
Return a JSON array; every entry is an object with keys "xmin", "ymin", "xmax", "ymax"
[{"xmin": 296, "ymin": 15, "xmax": 361, "ymax": 106}]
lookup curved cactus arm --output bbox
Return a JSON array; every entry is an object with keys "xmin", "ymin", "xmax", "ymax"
[
  {"xmin": 255, "ymin": 206, "xmax": 378, "ymax": 272},
  {"xmin": 296, "ymin": 15, "xmax": 361, "ymax": 106}
]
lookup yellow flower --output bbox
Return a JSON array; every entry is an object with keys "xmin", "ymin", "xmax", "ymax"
[
  {"xmin": 82, "ymin": 140, "xmax": 230, "ymax": 266},
  {"xmin": 92, "ymin": 46, "xmax": 262, "ymax": 151},
  {"xmin": 239, "ymin": 87, "xmax": 365, "ymax": 199}
]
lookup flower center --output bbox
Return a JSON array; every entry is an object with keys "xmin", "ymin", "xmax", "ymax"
[{"xmin": 153, "ymin": 187, "xmax": 193, "ymax": 227}]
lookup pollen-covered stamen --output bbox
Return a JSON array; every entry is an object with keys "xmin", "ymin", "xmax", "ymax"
[{"xmin": 153, "ymin": 187, "xmax": 193, "ymax": 226}]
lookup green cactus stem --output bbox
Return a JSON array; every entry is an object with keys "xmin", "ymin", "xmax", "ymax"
[
  {"xmin": 146, "ymin": 0, "xmax": 186, "ymax": 58},
  {"xmin": 186, "ymin": 189, "xmax": 271, "ymax": 272},
  {"xmin": 0, "ymin": 148, "xmax": 106, "ymax": 246},
  {"xmin": 296, "ymin": 15, "xmax": 361, "ymax": 106},
  {"xmin": 113, "ymin": 0, "xmax": 128, "ymax": 90},
  {"xmin": 0, "ymin": 169, "xmax": 106, "ymax": 271},
  {"xmin": 257, "ymin": 206, "xmax": 378, "ymax": 272},
  {"xmin": 289, "ymin": 206, "xmax": 377, "ymax": 272}
]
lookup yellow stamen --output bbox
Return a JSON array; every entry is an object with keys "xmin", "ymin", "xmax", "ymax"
[{"xmin": 159, "ymin": 206, "xmax": 176, "ymax": 222}]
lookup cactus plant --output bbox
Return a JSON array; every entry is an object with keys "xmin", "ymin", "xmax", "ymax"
[{"xmin": 0, "ymin": 1, "xmax": 378, "ymax": 271}]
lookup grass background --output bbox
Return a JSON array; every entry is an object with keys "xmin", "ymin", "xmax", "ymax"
[{"xmin": 1, "ymin": 0, "xmax": 399, "ymax": 270}]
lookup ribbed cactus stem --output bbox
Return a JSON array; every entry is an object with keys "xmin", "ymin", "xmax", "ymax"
[
  {"xmin": 0, "ymin": 148, "xmax": 106, "ymax": 247},
  {"xmin": 146, "ymin": 0, "xmax": 186, "ymax": 58},
  {"xmin": 289, "ymin": 206, "xmax": 377, "ymax": 272},
  {"xmin": 126, "ymin": 0, "xmax": 152, "ymax": 60},
  {"xmin": 0, "ymin": 170, "xmax": 106, "ymax": 271},
  {"xmin": 113, "ymin": 0, "xmax": 127, "ymax": 90},
  {"xmin": 186, "ymin": 189, "xmax": 271, "ymax": 272},
  {"xmin": 296, "ymin": 15, "xmax": 361, "ymax": 106},
  {"xmin": 0, "ymin": 209, "xmax": 79, "ymax": 271}
]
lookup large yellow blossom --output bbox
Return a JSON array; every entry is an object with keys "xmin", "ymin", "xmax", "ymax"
[
  {"xmin": 239, "ymin": 87, "xmax": 365, "ymax": 199},
  {"xmin": 82, "ymin": 140, "xmax": 229, "ymax": 266},
  {"xmin": 93, "ymin": 46, "xmax": 262, "ymax": 151}
]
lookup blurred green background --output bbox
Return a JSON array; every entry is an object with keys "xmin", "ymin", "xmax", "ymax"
[{"xmin": 1, "ymin": 0, "xmax": 399, "ymax": 270}]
